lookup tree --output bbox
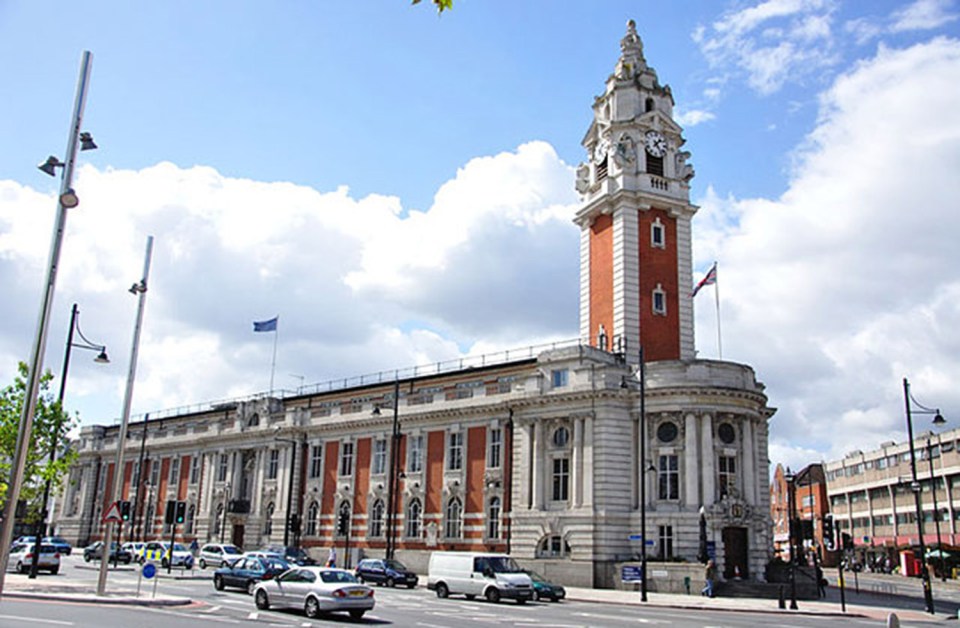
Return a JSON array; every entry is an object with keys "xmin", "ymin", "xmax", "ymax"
[
  {"xmin": 0, "ymin": 362, "xmax": 78, "ymax": 524},
  {"xmin": 412, "ymin": 0, "xmax": 453, "ymax": 13}
]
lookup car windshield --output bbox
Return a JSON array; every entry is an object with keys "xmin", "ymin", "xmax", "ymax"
[
  {"xmin": 384, "ymin": 559, "xmax": 408, "ymax": 571},
  {"xmin": 172, "ymin": 543, "xmax": 187, "ymax": 552},
  {"xmin": 526, "ymin": 570, "xmax": 545, "ymax": 583},
  {"xmin": 265, "ymin": 559, "xmax": 288, "ymax": 570},
  {"xmin": 320, "ymin": 570, "xmax": 359, "ymax": 584},
  {"xmin": 487, "ymin": 557, "xmax": 523, "ymax": 573}
]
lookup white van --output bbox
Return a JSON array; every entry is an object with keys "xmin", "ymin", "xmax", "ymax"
[{"xmin": 427, "ymin": 552, "xmax": 533, "ymax": 603}]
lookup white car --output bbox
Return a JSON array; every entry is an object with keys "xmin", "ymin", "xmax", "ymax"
[
  {"xmin": 7, "ymin": 542, "xmax": 60, "ymax": 574},
  {"xmin": 199, "ymin": 543, "xmax": 242, "ymax": 569},
  {"xmin": 141, "ymin": 541, "xmax": 194, "ymax": 568},
  {"xmin": 253, "ymin": 567, "xmax": 375, "ymax": 620},
  {"xmin": 122, "ymin": 541, "xmax": 145, "ymax": 561}
]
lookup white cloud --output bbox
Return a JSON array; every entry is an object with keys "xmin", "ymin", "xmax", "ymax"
[
  {"xmin": 693, "ymin": 37, "xmax": 960, "ymax": 462},
  {"xmin": 891, "ymin": 0, "xmax": 958, "ymax": 32},
  {"xmin": 0, "ymin": 143, "xmax": 579, "ymax": 424},
  {"xmin": 675, "ymin": 108, "xmax": 717, "ymax": 127}
]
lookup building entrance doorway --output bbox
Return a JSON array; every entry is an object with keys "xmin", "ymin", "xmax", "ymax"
[
  {"xmin": 722, "ymin": 526, "xmax": 748, "ymax": 580},
  {"xmin": 231, "ymin": 524, "xmax": 245, "ymax": 549}
]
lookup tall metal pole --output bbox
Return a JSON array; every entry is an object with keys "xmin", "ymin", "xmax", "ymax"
[
  {"xmin": 133, "ymin": 414, "xmax": 149, "ymax": 541},
  {"xmin": 0, "ymin": 51, "xmax": 93, "ymax": 600},
  {"xmin": 386, "ymin": 379, "xmax": 400, "ymax": 560},
  {"xmin": 904, "ymin": 378, "xmax": 935, "ymax": 614},
  {"xmin": 926, "ymin": 436, "xmax": 946, "ymax": 581},
  {"xmin": 282, "ymin": 439, "xmax": 297, "ymax": 548},
  {"xmin": 97, "ymin": 236, "xmax": 154, "ymax": 596},
  {"xmin": 639, "ymin": 347, "xmax": 648, "ymax": 602}
]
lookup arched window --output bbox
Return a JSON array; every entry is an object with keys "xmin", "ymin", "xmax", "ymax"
[
  {"xmin": 369, "ymin": 499, "xmax": 385, "ymax": 537},
  {"xmin": 487, "ymin": 497, "xmax": 501, "ymax": 539},
  {"xmin": 264, "ymin": 502, "xmax": 275, "ymax": 536},
  {"xmin": 306, "ymin": 501, "xmax": 319, "ymax": 536},
  {"xmin": 445, "ymin": 497, "xmax": 463, "ymax": 539},
  {"xmin": 536, "ymin": 535, "xmax": 570, "ymax": 558},
  {"xmin": 405, "ymin": 499, "xmax": 422, "ymax": 538},
  {"xmin": 185, "ymin": 503, "xmax": 196, "ymax": 534}
]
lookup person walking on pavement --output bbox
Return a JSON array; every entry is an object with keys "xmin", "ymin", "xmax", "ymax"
[
  {"xmin": 702, "ymin": 559, "xmax": 717, "ymax": 597},
  {"xmin": 815, "ymin": 563, "xmax": 826, "ymax": 597}
]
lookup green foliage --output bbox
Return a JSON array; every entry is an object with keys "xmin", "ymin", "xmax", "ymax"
[
  {"xmin": 412, "ymin": 0, "xmax": 453, "ymax": 13},
  {"xmin": 0, "ymin": 362, "xmax": 78, "ymax": 522}
]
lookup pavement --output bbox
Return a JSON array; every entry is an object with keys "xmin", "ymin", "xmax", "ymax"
[{"xmin": 0, "ymin": 566, "xmax": 953, "ymax": 623}]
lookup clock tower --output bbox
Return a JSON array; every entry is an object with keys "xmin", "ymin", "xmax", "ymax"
[{"xmin": 575, "ymin": 20, "xmax": 697, "ymax": 363}]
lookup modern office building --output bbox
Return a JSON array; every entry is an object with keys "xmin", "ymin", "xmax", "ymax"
[{"xmin": 55, "ymin": 21, "xmax": 776, "ymax": 587}]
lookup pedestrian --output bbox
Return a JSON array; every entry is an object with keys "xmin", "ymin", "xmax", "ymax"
[
  {"xmin": 190, "ymin": 538, "xmax": 199, "ymax": 556},
  {"xmin": 327, "ymin": 547, "xmax": 337, "ymax": 568},
  {"xmin": 701, "ymin": 559, "xmax": 717, "ymax": 598},
  {"xmin": 815, "ymin": 564, "xmax": 826, "ymax": 597}
]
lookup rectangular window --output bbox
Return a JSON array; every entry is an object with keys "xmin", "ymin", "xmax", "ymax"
[
  {"xmin": 488, "ymin": 428, "xmax": 502, "ymax": 469},
  {"xmin": 149, "ymin": 460, "xmax": 160, "ymax": 486},
  {"xmin": 658, "ymin": 454, "xmax": 679, "ymax": 500},
  {"xmin": 718, "ymin": 455, "xmax": 736, "ymax": 497},
  {"xmin": 339, "ymin": 441, "xmax": 354, "ymax": 477},
  {"xmin": 309, "ymin": 444, "xmax": 323, "ymax": 479},
  {"xmin": 373, "ymin": 439, "xmax": 387, "ymax": 475},
  {"xmin": 217, "ymin": 454, "xmax": 228, "ymax": 482},
  {"xmin": 132, "ymin": 461, "xmax": 141, "ymax": 489},
  {"xmin": 801, "ymin": 495, "xmax": 814, "ymax": 508},
  {"xmin": 651, "ymin": 221, "xmax": 665, "ymax": 248},
  {"xmin": 448, "ymin": 432, "xmax": 463, "ymax": 471},
  {"xmin": 189, "ymin": 455, "xmax": 200, "ymax": 484},
  {"xmin": 267, "ymin": 450, "xmax": 279, "ymax": 480},
  {"xmin": 658, "ymin": 525, "xmax": 674, "ymax": 559},
  {"xmin": 653, "ymin": 287, "xmax": 666, "ymax": 315},
  {"xmin": 169, "ymin": 457, "xmax": 180, "ymax": 484},
  {"xmin": 552, "ymin": 457, "xmax": 570, "ymax": 501},
  {"xmin": 408, "ymin": 435, "xmax": 424, "ymax": 473},
  {"xmin": 551, "ymin": 369, "xmax": 569, "ymax": 388}
]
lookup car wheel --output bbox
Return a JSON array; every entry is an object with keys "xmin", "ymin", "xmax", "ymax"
[
  {"xmin": 162, "ymin": 558, "xmax": 169, "ymax": 569},
  {"xmin": 214, "ymin": 575, "xmax": 224, "ymax": 591},
  {"xmin": 199, "ymin": 558, "xmax": 206, "ymax": 569},
  {"xmin": 552, "ymin": 596, "xmax": 560, "ymax": 603},
  {"xmin": 534, "ymin": 590, "xmax": 543, "ymax": 601},
  {"xmin": 516, "ymin": 597, "xmax": 527, "ymax": 605},
  {"xmin": 349, "ymin": 609, "xmax": 366, "ymax": 620},
  {"xmin": 50, "ymin": 567, "xmax": 59, "ymax": 575},
  {"xmin": 407, "ymin": 582, "xmax": 416, "ymax": 589},
  {"xmin": 84, "ymin": 554, "xmax": 91, "ymax": 563},
  {"xmin": 16, "ymin": 562, "xmax": 25, "ymax": 574},
  {"xmin": 485, "ymin": 587, "xmax": 501, "ymax": 604},
  {"xmin": 436, "ymin": 582, "xmax": 449, "ymax": 599},
  {"xmin": 247, "ymin": 579, "xmax": 259, "ymax": 596},
  {"xmin": 304, "ymin": 596, "xmax": 321, "ymax": 619},
  {"xmin": 255, "ymin": 589, "xmax": 270, "ymax": 610},
  {"xmin": 386, "ymin": 576, "xmax": 395, "ymax": 588},
  {"xmin": 465, "ymin": 594, "xmax": 476, "ymax": 600}
]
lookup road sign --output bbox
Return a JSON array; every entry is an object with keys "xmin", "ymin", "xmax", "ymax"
[
  {"xmin": 102, "ymin": 501, "xmax": 122, "ymax": 523},
  {"xmin": 142, "ymin": 563, "xmax": 156, "ymax": 579},
  {"xmin": 628, "ymin": 534, "xmax": 643, "ymax": 541},
  {"xmin": 621, "ymin": 565, "xmax": 643, "ymax": 582}
]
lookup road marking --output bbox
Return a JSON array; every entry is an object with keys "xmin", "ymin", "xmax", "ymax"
[
  {"xmin": 0, "ymin": 616, "xmax": 73, "ymax": 626},
  {"xmin": 201, "ymin": 605, "xmax": 222, "ymax": 613}
]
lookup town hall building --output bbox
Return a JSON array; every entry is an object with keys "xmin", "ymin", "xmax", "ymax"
[{"xmin": 56, "ymin": 21, "xmax": 776, "ymax": 588}]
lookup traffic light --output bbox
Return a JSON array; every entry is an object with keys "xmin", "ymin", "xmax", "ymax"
[
  {"xmin": 336, "ymin": 510, "xmax": 349, "ymax": 536},
  {"xmin": 165, "ymin": 499, "xmax": 177, "ymax": 525},
  {"xmin": 120, "ymin": 500, "xmax": 132, "ymax": 522},
  {"xmin": 288, "ymin": 513, "xmax": 301, "ymax": 534},
  {"xmin": 175, "ymin": 501, "xmax": 186, "ymax": 524},
  {"xmin": 822, "ymin": 514, "xmax": 835, "ymax": 551}
]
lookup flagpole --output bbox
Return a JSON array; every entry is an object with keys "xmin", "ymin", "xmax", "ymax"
[
  {"xmin": 269, "ymin": 316, "xmax": 279, "ymax": 395},
  {"xmin": 713, "ymin": 262, "xmax": 722, "ymax": 360}
]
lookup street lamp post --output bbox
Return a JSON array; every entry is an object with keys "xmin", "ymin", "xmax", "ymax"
[
  {"xmin": 926, "ymin": 434, "xmax": 946, "ymax": 582},
  {"xmin": 903, "ymin": 377, "xmax": 945, "ymax": 614},
  {"xmin": 621, "ymin": 348, "xmax": 650, "ymax": 602},
  {"xmin": 385, "ymin": 379, "xmax": 401, "ymax": 560},
  {"xmin": 0, "ymin": 51, "xmax": 95, "ymax": 600},
  {"xmin": 784, "ymin": 468, "xmax": 799, "ymax": 610},
  {"xmin": 29, "ymin": 303, "xmax": 108, "ymax": 578}
]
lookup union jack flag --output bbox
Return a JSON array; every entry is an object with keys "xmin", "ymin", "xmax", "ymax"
[{"xmin": 691, "ymin": 262, "xmax": 717, "ymax": 297}]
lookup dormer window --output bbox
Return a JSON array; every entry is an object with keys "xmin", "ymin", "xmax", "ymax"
[
  {"xmin": 651, "ymin": 218, "xmax": 665, "ymax": 249},
  {"xmin": 653, "ymin": 284, "xmax": 667, "ymax": 315}
]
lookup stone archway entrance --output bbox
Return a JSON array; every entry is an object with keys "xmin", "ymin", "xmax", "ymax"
[
  {"xmin": 231, "ymin": 524, "xmax": 245, "ymax": 549},
  {"xmin": 722, "ymin": 526, "xmax": 748, "ymax": 580}
]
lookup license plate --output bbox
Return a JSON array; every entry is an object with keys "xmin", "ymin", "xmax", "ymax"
[{"xmin": 349, "ymin": 590, "xmax": 367, "ymax": 597}]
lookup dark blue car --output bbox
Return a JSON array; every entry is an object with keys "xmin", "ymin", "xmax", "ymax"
[
  {"xmin": 355, "ymin": 558, "xmax": 419, "ymax": 588},
  {"xmin": 213, "ymin": 555, "xmax": 290, "ymax": 595}
]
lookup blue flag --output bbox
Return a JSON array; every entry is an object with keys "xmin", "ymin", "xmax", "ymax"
[{"xmin": 253, "ymin": 316, "xmax": 278, "ymax": 332}]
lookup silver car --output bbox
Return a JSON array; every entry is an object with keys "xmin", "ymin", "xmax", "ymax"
[
  {"xmin": 7, "ymin": 543, "xmax": 60, "ymax": 574},
  {"xmin": 199, "ymin": 543, "xmax": 242, "ymax": 569},
  {"xmin": 253, "ymin": 567, "xmax": 374, "ymax": 620}
]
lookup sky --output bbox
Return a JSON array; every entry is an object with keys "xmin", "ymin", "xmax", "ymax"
[{"xmin": 2, "ymin": 0, "xmax": 959, "ymax": 475}]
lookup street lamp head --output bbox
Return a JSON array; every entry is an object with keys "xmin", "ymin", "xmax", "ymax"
[
  {"xmin": 372, "ymin": 405, "xmax": 381, "ymax": 416},
  {"xmin": 59, "ymin": 188, "xmax": 79, "ymax": 208},
  {"xmin": 38, "ymin": 155, "xmax": 63, "ymax": 176},
  {"xmin": 79, "ymin": 132, "xmax": 98, "ymax": 151},
  {"xmin": 94, "ymin": 348, "xmax": 109, "ymax": 364},
  {"xmin": 933, "ymin": 411, "xmax": 946, "ymax": 426}
]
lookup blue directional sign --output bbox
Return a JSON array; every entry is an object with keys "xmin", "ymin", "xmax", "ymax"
[
  {"xmin": 628, "ymin": 534, "xmax": 644, "ymax": 541},
  {"xmin": 142, "ymin": 562, "xmax": 156, "ymax": 579},
  {"xmin": 621, "ymin": 565, "xmax": 643, "ymax": 582}
]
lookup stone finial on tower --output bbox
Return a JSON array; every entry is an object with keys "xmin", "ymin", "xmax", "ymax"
[{"xmin": 616, "ymin": 19, "xmax": 646, "ymax": 78}]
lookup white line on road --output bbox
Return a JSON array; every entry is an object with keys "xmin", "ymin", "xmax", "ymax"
[{"xmin": 0, "ymin": 616, "xmax": 73, "ymax": 626}]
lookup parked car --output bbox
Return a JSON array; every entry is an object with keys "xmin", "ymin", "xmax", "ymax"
[
  {"xmin": 427, "ymin": 552, "xmax": 533, "ymax": 603},
  {"xmin": 199, "ymin": 543, "xmax": 243, "ymax": 569},
  {"xmin": 83, "ymin": 541, "xmax": 132, "ymax": 564},
  {"xmin": 11, "ymin": 536, "xmax": 36, "ymax": 549},
  {"xmin": 253, "ymin": 567, "xmax": 375, "ymax": 620},
  {"xmin": 213, "ymin": 555, "xmax": 290, "ymax": 595},
  {"xmin": 355, "ymin": 558, "xmax": 418, "ymax": 588},
  {"xmin": 263, "ymin": 545, "xmax": 316, "ymax": 566},
  {"xmin": 141, "ymin": 541, "xmax": 194, "ymax": 568},
  {"xmin": 243, "ymin": 550, "xmax": 286, "ymax": 562},
  {"xmin": 42, "ymin": 536, "xmax": 72, "ymax": 556},
  {"xmin": 524, "ymin": 569, "xmax": 565, "ymax": 602},
  {"xmin": 121, "ymin": 541, "xmax": 145, "ymax": 561},
  {"xmin": 7, "ymin": 543, "xmax": 60, "ymax": 574}
]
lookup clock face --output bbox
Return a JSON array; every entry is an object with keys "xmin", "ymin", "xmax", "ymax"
[
  {"xmin": 644, "ymin": 131, "xmax": 667, "ymax": 158},
  {"xmin": 593, "ymin": 137, "xmax": 610, "ymax": 164}
]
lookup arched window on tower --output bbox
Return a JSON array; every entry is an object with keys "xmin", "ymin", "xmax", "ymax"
[
  {"xmin": 645, "ymin": 97, "xmax": 655, "ymax": 113},
  {"xmin": 444, "ymin": 497, "xmax": 463, "ymax": 539}
]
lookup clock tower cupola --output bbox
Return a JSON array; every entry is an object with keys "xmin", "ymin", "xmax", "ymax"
[{"xmin": 575, "ymin": 19, "xmax": 698, "ymax": 363}]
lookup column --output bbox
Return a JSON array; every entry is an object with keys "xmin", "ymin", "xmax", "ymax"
[
  {"xmin": 573, "ymin": 417, "xmax": 584, "ymax": 508},
  {"xmin": 742, "ymin": 418, "xmax": 756, "ymax": 505},
  {"xmin": 700, "ymin": 414, "xmax": 715, "ymax": 504},
  {"xmin": 532, "ymin": 421, "xmax": 543, "ymax": 510},
  {"xmin": 684, "ymin": 413, "xmax": 698, "ymax": 505},
  {"xmin": 583, "ymin": 414, "xmax": 594, "ymax": 506},
  {"xmin": 520, "ymin": 423, "xmax": 533, "ymax": 509}
]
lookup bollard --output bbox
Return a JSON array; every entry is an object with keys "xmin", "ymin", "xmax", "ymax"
[
  {"xmin": 684, "ymin": 576, "xmax": 691, "ymax": 595},
  {"xmin": 778, "ymin": 585, "xmax": 785, "ymax": 609},
  {"xmin": 886, "ymin": 612, "xmax": 899, "ymax": 628}
]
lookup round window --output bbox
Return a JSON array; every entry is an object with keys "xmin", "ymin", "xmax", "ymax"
[
  {"xmin": 553, "ymin": 427, "xmax": 570, "ymax": 448},
  {"xmin": 656, "ymin": 422, "xmax": 678, "ymax": 443},
  {"xmin": 718, "ymin": 423, "xmax": 736, "ymax": 444}
]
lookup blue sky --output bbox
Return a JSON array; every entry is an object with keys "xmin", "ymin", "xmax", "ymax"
[{"xmin": 2, "ymin": 0, "xmax": 960, "ymax": 472}]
